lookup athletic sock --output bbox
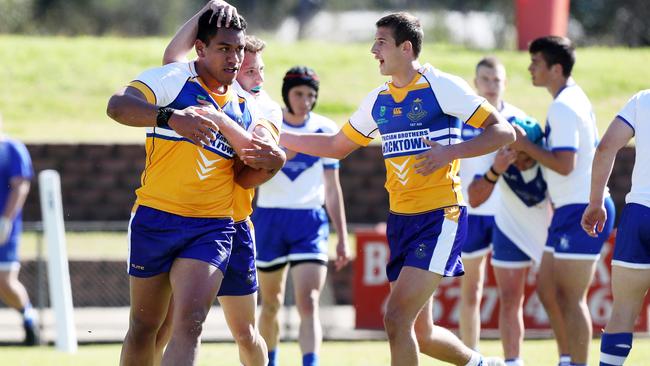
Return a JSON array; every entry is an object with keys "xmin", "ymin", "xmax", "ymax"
[
  {"xmin": 558, "ymin": 354, "xmax": 571, "ymax": 366},
  {"xmin": 505, "ymin": 357, "xmax": 524, "ymax": 366},
  {"xmin": 600, "ymin": 332, "xmax": 633, "ymax": 366},
  {"xmin": 302, "ymin": 352, "xmax": 318, "ymax": 366},
  {"xmin": 21, "ymin": 302, "xmax": 35, "ymax": 327},
  {"xmin": 464, "ymin": 351, "xmax": 482, "ymax": 366},
  {"xmin": 268, "ymin": 348, "xmax": 278, "ymax": 366}
]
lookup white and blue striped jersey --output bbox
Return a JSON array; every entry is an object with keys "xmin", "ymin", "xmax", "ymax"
[
  {"xmin": 544, "ymin": 78, "xmax": 606, "ymax": 207},
  {"xmin": 256, "ymin": 112, "xmax": 339, "ymax": 209},
  {"xmin": 617, "ymin": 89, "xmax": 650, "ymax": 208}
]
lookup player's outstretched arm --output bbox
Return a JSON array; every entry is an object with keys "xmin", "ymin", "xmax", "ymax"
[
  {"xmin": 163, "ymin": 0, "xmax": 239, "ymax": 65},
  {"xmin": 415, "ymin": 112, "xmax": 515, "ymax": 176},
  {"xmin": 280, "ymin": 129, "xmax": 361, "ymax": 160},
  {"xmin": 581, "ymin": 117, "xmax": 633, "ymax": 237},
  {"xmin": 324, "ymin": 168, "xmax": 350, "ymax": 271}
]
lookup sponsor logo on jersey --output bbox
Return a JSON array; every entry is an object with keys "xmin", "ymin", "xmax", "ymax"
[
  {"xmin": 381, "ymin": 129, "xmax": 430, "ymax": 157},
  {"xmin": 415, "ymin": 243, "xmax": 428, "ymax": 259},
  {"xmin": 196, "ymin": 148, "xmax": 221, "ymax": 181},
  {"xmin": 393, "ymin": 107, "xmax": 403, "ymax": 116}
]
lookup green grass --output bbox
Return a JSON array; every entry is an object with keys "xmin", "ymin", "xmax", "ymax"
[
  {"xmin": 3, "ymin": 339, "xmax": 650, "ymax": 365},
  {"xmin": 1, "ymin": 35, "xmax": 649, "ymax": 142},
  {"xmin": 17, "ymin": 231, "xmax": 357, "ymax": 260}
]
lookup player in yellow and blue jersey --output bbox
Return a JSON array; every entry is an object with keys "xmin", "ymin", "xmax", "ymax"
[
  {"xmin": 107, "ymin": 6, "xmax": 284, "ymax": 365},
  {"xmin": 281, "ymin": 12, "xmax": 514, "ymax": 366},
  {"xmin": 151, "ymin": 2, "xmax": 285, "ymax": 365}
]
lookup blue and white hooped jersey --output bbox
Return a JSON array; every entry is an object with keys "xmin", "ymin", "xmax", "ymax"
[
  {"xmin": 544, "ymin": 79, "xmax": 606, "ymax": 208},
  {"xmin": 617, "ymin": 90, "xmax": 650, "ymax": 208},
  {"xmin": 256, "ymin": 112, "xmax": 339, "ymax": 209},
  {"xmin": 495, "ymin": 162, "xmax": 552, "ymax": 264},
  {"xmin": 341, "ymin": 64, "xmax": 493, "ymax": 215},
  {"xmin": 460, "ymin": 102, "xmax": 526, "ymax": 216},
  {"xmin": 129, "ymin": 61, "xmax": 260, "ymax": 218}
]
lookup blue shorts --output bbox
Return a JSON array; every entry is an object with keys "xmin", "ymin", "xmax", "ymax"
[
  {"xmin": 491, "ymin": 224, "xmax": 533, "ymax": 268},
  {"xmin": 218, "ymin": 219, "xmax": 258, "ymax": 296},
  {"xmin": 128, "ymin": 205, "xmax": 235, "ymax": 278},
  {"xmin": 612, "ymin": 203, "xmax": 650, "ymax": 269},
  {"xmin": 545, "ymin": 197, "xmax": 615, "ymax": 260},
  {"xmin": 252, "ymin": 207, "xmax": 329, "ymax": 271},
  {"xmin": 461, "ymin": 214, "xmax": 494, "ymax": 258},
  {"xmin": 386, "ymin": 206, "xmax": 467, "ymax": 282}
]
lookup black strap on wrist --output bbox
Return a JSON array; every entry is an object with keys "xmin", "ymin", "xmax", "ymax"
[
  {"xmin": 156, "ymin": 107, "xmax": 175, "ymax": 128},
  {"xmin": 489, "ymin": 166, "xmax": 501, "ymax": 177},
  {"xmin": 483, "ymin": 173, "xmax": 497, "ymax": 184}
]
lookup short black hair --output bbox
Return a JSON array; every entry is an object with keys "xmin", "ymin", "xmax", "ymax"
[
  {"xmin": 528, "ymin": 36, "xmax": 575, "ymax": 77},
  {"xmin": 475, "ymin": 56, "xmax": 503, "ymax": 74},
  {"xmin": 197, "ymin": 9, "xmax": 247, "ymax": 46},
  {"xmin": 376, "ymin": 12, "xmax": 423, "ymax": 58}
]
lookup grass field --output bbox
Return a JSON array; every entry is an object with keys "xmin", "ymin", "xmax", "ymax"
[
  {"xmin": 1, "ymin": 35, "xmax": 649, "ymax": 142},
  {"xmin": 3, "ymin": 339, "xmax": 650, "ymax": 365}
]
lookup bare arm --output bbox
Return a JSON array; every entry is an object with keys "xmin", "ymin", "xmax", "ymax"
[
  {"xmin": 323, "ymin": 168, "xmax": 350, "ymax": 271},
  {"xmin": 163, "ymin": 0, "xmax": 239, "ymax": 65},
  {"xmin": 510, "ymin": 125, "xmax": 576, "ymax": 175},
  {"xmin": 0, "ymin": 177, "xmax": 30, "ymax": 244},
  {"xmin": 467, "ymin": 147, "xmax": 516, "ymax": 208},
  {"xmin": 581, "ymin": 118, "xmax": 633, "ymax": 236},
  {"xmin": 107, "ymin": 86, "xmax": 220, "ymax": 146},
  {"xmin": 415, "ymin": 112, "xmax": 515, "ymax": 175},
  {"xmin": 235, "ymin": 124, "xmax": 287, "ymax": 189},
  {"xmin": 280, "ymin": 129, "xmax": 362, "ymax": 160}
]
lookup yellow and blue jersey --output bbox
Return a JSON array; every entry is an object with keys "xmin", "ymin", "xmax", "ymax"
[
  {"xmin": 342, "ymin": 64, "xmax": 494, "ymax": 215},
  {"xmin": 128, "ymin": 61, "xmax": 256, "ymax": 218}
]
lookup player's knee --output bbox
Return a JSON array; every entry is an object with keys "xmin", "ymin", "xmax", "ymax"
[
  {"xmin": 174, "ymin": 309, "xmax": 209, "ymax": 338},
  {"xmin": 232, "ymin": 325, "xmax": 259, "ymax": 350},
  {"xmin": 383, "ymin": 308, "xmax": 410, "ymax": 338},
  {"xmin": 261, "ymin": 297, "xmax": 283, "ymax": 316},
  {"xmin": 129, "ymin": 315, "xmax": 163, "ymax": 339},
  {"xmin": 296, "ymin": 290, "xmax": 319, "ymax": 316}
]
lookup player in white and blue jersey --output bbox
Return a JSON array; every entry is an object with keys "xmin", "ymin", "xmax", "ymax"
[
  {"xmin": 253, "ymin": 66, "xmax": 349, "ymax": 366},
  {"xmin": 458, "ymin": 56, "xmax": 527, "ymax": 351},
  {"xmin": 581, "ymin": 90, "xmax": 650, "ymax": 366},
  {"xmin": 0, "ymin": 113, "xmax": 38, "ymax": 346},
  {"xmin": 471, "ymin": 115, "xmax": 552, "ymax": 366},
  {"xmin": 281, "ymin": 13, "xmax": 514, "ymax": 366},
  {"xmin": 512, "ymin": 36, "xmax": 615, "ymax": 366}
]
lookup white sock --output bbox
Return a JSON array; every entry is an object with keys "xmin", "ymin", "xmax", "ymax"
[
  {"xmin": 464, "ymin": 351, "xmax": 482, "ymax": 366},
  {"xmin": 505, "ymin": 358, "xmax": 524, "ymax": 366}
]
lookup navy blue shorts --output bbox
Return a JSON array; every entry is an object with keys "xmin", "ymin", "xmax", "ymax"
[
  {"xmin": 386, "ymin": 206, "xmax": 467, "ymax": 282},
  {"xmin": 491, "ymin": 224, "xmax": 533, "ymax": 268},
  {"xmin": 252, "ymin": 207, "xmax": 329, "ymax": 271},
  {"xmin": 545, "ymin": 197, "xmax": 615, "ymax": 260},
  {"xmin": 461, "ymin": 214, "xmax": 494, "ymax": 258},
  {"xmin": 127, "ymin": 205, "xmax": 235, "ymax": 278},
  {"xmin": 612, "ymin": 203, "xmax": 650, "ymax": 269},
  {"xmin": 218, "ymin": 219, "xmax": 258, "ymax": 296}
]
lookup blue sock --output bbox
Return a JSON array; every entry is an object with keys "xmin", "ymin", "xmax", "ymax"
[
  {"xmin": 268, "ymin": 348, "xmax": 278, "ymax": 366},
  {"xmin": 302, "ymin": 352, "xmax": 318, "ymax": 366},
  {"xmin": 600, "ymin": 332, "xmax": 633, "ymax": 366},
  {"xmin": 21, "ymin": 303, "xmax": 35, "ymax": 327}
]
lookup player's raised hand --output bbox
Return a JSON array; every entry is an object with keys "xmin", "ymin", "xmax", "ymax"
[
  {"xmin": 205, "ymin": 0, "xmax": 239, "ymax": 28},
  {"xmin": 414, "ymin": 138, "xmax": 454, "ymax": 176},
  {"xmin": 581, "ymin": 202, "xmax": 607, "ymax": 238},
  {"xmin": 240, "ymin": 136, "xmax": 286, "ymax": 171},
  {"xmin": 167, "ymin": 106, "xmax": 219, "ymax": 146},
  {"xmin": 335, "ymin": 237, "xmax": 350, "ymax": 271}
]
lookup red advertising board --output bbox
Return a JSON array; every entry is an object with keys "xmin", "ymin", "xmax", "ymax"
[{"xmin": 353, "ymin": 230, "xmax": 650, "ymax": 333}]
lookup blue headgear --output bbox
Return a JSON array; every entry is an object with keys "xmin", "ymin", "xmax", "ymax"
[{"xmin": 511, "ymin": 116, "xmax": 544, "ymax": 146}]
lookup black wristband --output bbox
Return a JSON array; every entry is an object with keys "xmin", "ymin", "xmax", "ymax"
[
  {"xmin": 489, "ymin": 166, "xmax": 501, "ymax": 177},
  {"xmin": 156, "ymin": 107, "xmax": 175, "ymax": 128},
  {"xmin": 483, "ymin": 173, "xmax": 497, "ymax": 184}
]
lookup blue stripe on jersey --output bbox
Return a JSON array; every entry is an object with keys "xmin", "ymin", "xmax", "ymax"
[
  {"xmin": 551, "ymin": 147, "xmax": 578, "ymax": 152},
  {"xmin": 281, "ymin": 153, "xmax": 320, "ymax": 181},
  {"xmin": 501, "ymin": 165, "xmax": 547, "ymax": 207},
  {"xmin": 616, "ymin": 115, "xmax": 635, "ymax": 134},
  {"xmin": 373, "ymin": 86, "xmax": 463, "ymax": 159}
]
